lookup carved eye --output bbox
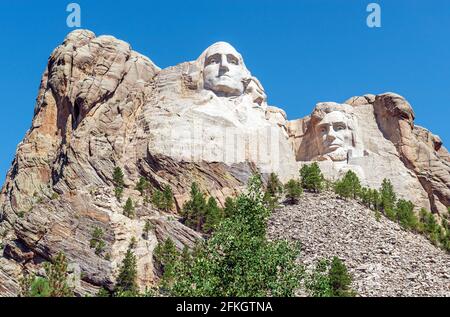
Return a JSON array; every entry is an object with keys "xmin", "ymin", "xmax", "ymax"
[
  {"xmin": 208, "ymin": 58, "xmax": 218, "ymax": 64},
  {"xmin": 228, "ymin": 56, "xmax": 239, "ymax": 65},
  {"xmin": 335, "ymin": 125, "xmax": 345, "ymax": 131}
]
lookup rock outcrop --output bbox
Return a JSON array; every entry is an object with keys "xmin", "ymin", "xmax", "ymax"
[
  {"xmin": 0, "ymin": 30, "xmax": 448, "ymax": 296},
  {"xmin": 287, "ymin": 93, "xmax": 450, "ymax": 215}
]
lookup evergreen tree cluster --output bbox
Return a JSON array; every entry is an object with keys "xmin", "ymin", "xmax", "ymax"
[
  {"xmin": 181, "ymin": 182, "xmax": 224, "ymax": 234},
  {"xmin": 89, "ymin": 226, "xmax": 106, "ymax": 256},
  {"xmin": 332, "ymin": 171, "xmax": 450, "ymax": 253},
  {"xmin": 151, "ymin": 185, "xmax": 174, "ymax": 212},
  {"xmin": 20, "ymin": 252, "xmax": 74, "ymax": 297},
  {"xmin": 305, "ymin": 257, "xmax": 356, "ymax": 297},
  {"xmin": 300, "ymin": 163, "xmax": 325, "ymax": 193},
  {"xmin": 154, "ymin": 175, "xmax": 304, "ymax": 296}
]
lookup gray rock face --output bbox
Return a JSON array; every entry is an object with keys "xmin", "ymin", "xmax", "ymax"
[
  {"xmin": 268, "ymin": 192, "xmax": 450, "ymax": 297},
  {"xmin": 0, "ymin": 30, "xmax": 448, "ymax": 296}
]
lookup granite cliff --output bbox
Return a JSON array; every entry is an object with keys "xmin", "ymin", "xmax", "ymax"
[{"xmin": 0, "ymin": 30, "xmax": 448, "ymax": 296}]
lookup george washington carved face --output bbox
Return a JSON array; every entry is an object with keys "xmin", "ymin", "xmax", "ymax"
[{"xmin": 202, "ymin": 42, "xmax": 248, "ymax": 97}]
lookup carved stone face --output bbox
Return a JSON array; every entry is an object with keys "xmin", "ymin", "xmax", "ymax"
[
  {"xmin": 315, "ymin": 111, "xmax": 354, "ymax": 161},
  {"xmin": 203, "ymin": 42, "xmax": 247, "ymax": 97}
]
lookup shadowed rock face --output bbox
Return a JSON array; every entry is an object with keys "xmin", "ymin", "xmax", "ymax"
[{"xmin": 0, "ymin": 30, "xmax": 449, "ymax": 296}]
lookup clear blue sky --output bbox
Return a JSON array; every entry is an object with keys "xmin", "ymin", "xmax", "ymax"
[{"xmin": 0, "ymin": 0, "xmax": 449, "ymax": 182}]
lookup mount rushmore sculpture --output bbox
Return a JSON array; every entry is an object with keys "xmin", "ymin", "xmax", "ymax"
[{"xmin": 0, "ymin": 29, "xmax": 448, "ymax": 295}]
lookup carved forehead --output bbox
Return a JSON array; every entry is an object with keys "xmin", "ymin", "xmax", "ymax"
[
  {"xmin": 319, "ymin": 111, "xmax": 348, "ymax": 125},
  {"xmin": 204, "ymin": 42, "xmax": 243, "ymax": 60}
]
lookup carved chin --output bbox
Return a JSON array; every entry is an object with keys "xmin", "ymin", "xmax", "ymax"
[
  {"xmin": 320, "ymin": 147, "xmax": 348, "ymax": 162},
  {"xmin": 205, "ymin": 77, "xmax": 244, "ymax": 96}
]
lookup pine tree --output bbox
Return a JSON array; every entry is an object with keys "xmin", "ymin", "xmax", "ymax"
[
  {"xmin": 284, "ymin": 179, "xmax": 303, "ymax": 204},
  {"xmin": 143, "ymin": 220, "xmax": 153, "ymax": 240},
  {"xmin": 203, "ymin": 197, "xmax": 224, "ymax": 233},
  {"xmin": 223, "ymin": 197, "xmax": 237, "ymax": 218},
  {"xmin": 135, "ymin": 177, "xmax": 150, "ymax": 196},
  {"xmin": 328, "ymin": 257, "xmax": 355, "ymax": 297},
  {"xmin": 123, "ymin": 198, "xmax": 135, "ymax": 219},
  {"xmin": 90, "ymin": 227, "xmax": 106, "ymax": 256},
  {"xmin": 151, "ymin": 189, "xmax": 163, "ymax": 210},
  {"xmin": 45, "ymin": 252, "xmax": 74, "ymax": 297},
  {"xmin": 359, "ymin": 187, "xmax": 371, "ymax": 207},
  {"xmin": 266, "ymin": 172, "xmax": 283, "ymax": 198},
  {"xmin": 162, "ymin": 185, "xmax": 174, "ymax": 212},
  {"xmin": 334, "ymin": 170, "xmax": 361, "ymax": 200},
  {"xmin": 380, "ymin": 178, "xmax": 396, "ymax": 219},
  {"xmin": 113, "ymin": 167, "xmax": 125, "ymax": 201},
  {"xmin": 182, "ymin": 182, "xmax": 207, "ymax": 232},
  {"xmin": 370, "ymin": 189, "xmax": 381, "ymax": 211},
  {"xmin": 154, "ymin": 238, "xmax": 180, "ymax": 291},
  {"xmin": 115, "ymin": 245, "xmax": 138, "ymax": 295},
  {"xmin": 395, "ymin": 199, "xmax": 418, "ymax": 230},
  {"xmin": 300, "ymin": 163, "xmax": 325, "ymax": 193}
]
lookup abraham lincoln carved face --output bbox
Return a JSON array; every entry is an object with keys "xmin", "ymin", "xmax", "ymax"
[{"xmin": 312, "ymin": 103, "xmax": 358, "ymax": 162}]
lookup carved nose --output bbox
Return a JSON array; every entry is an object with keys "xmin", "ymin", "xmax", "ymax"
[
  {"xmin": 219, "ymin": 56, "xmax": 230, "ymax": 72},
  {"xmin": 327, "ymin": 129, "xmax": 337, "ymax": 141}
]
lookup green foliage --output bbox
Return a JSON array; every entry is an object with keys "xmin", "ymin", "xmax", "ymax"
[
  {"xmin": 370, "ymin": 189, "xmax": 381, "ymax": 211},
  {"xmin": 123, "ymin": 198, "xmax": 135, "ymax": 219},
  {"xmin": 284, "ymin": 179, "xmax": 303, "ymax": 204},
  {"xmin": 115, "ymin": 245, "xmax": 138, "ymax": 296},
  {"xmin": 182, "ymin": 182, "xmax": 207, "ymax": 232},
  {"xmin": 135, "ymin": 177, "xmax": 150, "ymax": 196},
  {"xmin": 151, "ymin": 185, "xmax": 174, "ymax": 212},
  {"xmin": 154, "ymin": 238, "xmax": 180, "ymax": 291},
  {"xmin": 143, "ymin": 220, "xmax": 154, "ymax": 240},
  {"xmin": 305, "ymin": 259, "xmax": 332, "ymax": 297},
  {"xmin": 300, "ymin": 163, "xmax": 325, "ymax": 193},
  {"xmin": 380, "ymin": 179, "xmax": 396, "ymax": 219},
  {"xmin": 359, "ymin": 187, "xmax": 371, "ymax": 207},
  {"xmin": 162, "ymin": 185, "xmax": 174, "ymax": 212},
  {"xmin": 203, "ymin": 197, "xmax": 224, "ymax": 234},
  {"xmin": 161, "ymin": 174, "xmax": 304, "ymax": 297},
  {"xmin": 44, "ymin": 252, "xmax": 75, "ymax": 297},
  {"xmin": 265, "ymin": 172, "xmax": 283, "ymax": 198},
  {"xmin": 328, "ymin": 257, "xmax": 355, "ymax": 297},
  {"xmin": 96, "ymin": 288, "xmax": 111, "ymax": 297},
  {"xmin": 305, "ymin": 257, "xmax": 355, "ymax": 297},
  {"xmin": 395, "ymin": 199, "xmax": 419, "ymax": 231},
  {"xmin": 90, "ymin": 227, "xmax": 106, "ymax": 256},
  {"xmin": 375, "ymin": 210, "xmax": 381, "ymax": 222},
  {"xmin": 334, "ymin": 170, "xmax": 361, "ymax": 200},
  {"xmin": 182, "ymin": 183, "xmax": 224, "ymax": 234},
  {"xmin": 113, "ymin": 167, "xmax": 125, "ymax": 201},
  {"xmin": 151, "ymin": 189, "xmax": 163, "ymax": 210},
  {"xmin": 29, "ymin": 277, "xmax": 52, "ymax": 297},
  {"xmin": 21, "ymin": 253, "xmax": 75, "ymax": 297},
  {"xmin": 223, "ymin": 196, "xmax": 237, "ymax": 218}
]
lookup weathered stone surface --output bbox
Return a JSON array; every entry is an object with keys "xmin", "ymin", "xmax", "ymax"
[
  {"xmin": 0, "ymin": 29, "xmax": 448, "ymax": 296},
  {"xmin": 0, "ymin": 30, "xmax": 297, "ymax": 295}
]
